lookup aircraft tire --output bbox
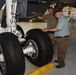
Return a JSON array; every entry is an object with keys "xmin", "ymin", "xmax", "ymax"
[
  {"xmin": 25, "ymin": 29, "xmax": 53, "ymax": 67},
  {"xmin": 0, "ymin": 32, "xmax": 25, "ymax": 75}
]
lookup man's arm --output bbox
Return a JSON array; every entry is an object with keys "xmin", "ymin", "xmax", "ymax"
[
  {"xmin": 42, "ymin": 28, "xmax": 60, "ymax": 32},
  {"xmin": 37, "ymin": 16, "xmax": 43, "ymax": 19}
]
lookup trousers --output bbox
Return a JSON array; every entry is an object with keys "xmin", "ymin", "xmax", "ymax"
[{"xmin": 56, "ymin": 37, "xmax": 69, "ymax": 66}]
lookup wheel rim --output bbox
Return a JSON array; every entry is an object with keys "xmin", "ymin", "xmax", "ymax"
[
  {"xmin": 0, "ymin": 45, "xmax": 6, "ymax": 72},
  {"xmin": 26, "ymin": 39, "xmax": 39, "ymax": 59}
]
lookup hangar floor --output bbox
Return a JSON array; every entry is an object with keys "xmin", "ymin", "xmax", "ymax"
[{"xmin": 0, "ymin": 22, "xmax": 76, "ymax": 75}]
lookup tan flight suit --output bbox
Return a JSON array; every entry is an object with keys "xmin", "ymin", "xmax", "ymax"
[{"xmin": 43, "ymin": 13, "xmax": 58, "ymax": 54}]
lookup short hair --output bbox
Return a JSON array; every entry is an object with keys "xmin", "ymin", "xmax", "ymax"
[{"xmin": 48, "ymin": 6, "xmax": 53, "ymax": 9}]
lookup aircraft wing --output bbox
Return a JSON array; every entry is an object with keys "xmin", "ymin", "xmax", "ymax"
[{"xmin": 0, "ymin": 0, "xmax": 76, "ymax": 18}]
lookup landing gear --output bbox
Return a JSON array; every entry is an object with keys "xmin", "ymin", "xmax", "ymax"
[{"xmin": 0, "ymin": 0, "xmax": 53, "ymax": 74}]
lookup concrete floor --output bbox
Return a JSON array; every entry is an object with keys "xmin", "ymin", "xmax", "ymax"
[{"xmin": 0, "ymin": 22, "xmax": 76, "ymax": 75}]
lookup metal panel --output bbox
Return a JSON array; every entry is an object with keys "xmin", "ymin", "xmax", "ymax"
[
  {"xmin": 16, "ymin": 0, "xmax": 27, "ymax": 18},
  {"xmin": 16, "ymin": 0, "xmax": 50, "ymax": 18}
]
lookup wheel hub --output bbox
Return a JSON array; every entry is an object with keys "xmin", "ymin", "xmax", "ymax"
[{"xmin": 26, "ymin": 39, "xmax": 39, "ymax": 59}]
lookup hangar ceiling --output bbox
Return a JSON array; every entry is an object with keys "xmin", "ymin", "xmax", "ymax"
[{"xmin": 51, "ymin": 0, "xmax": 76, "ymax": 8}]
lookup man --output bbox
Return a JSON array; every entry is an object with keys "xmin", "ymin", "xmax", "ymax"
[
  {"xmin": 38, "ymin": 6, "xmax": 57, "ymax": 29},
  {"xmin": 43, "ymin": 8, "xmax": 70, "ymax": 68},
  {"xmin": 38, "ymin": 6, "xmax": 58, "ymax": 54}
]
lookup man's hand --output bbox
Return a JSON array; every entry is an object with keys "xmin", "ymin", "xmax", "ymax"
[
  {"xmin": 37, "ymin": 16, "xmax": 43, "ymax": 19},
  {"xmin": 42, "ymin": 28, "xmax": 49, "ymax": 32}
]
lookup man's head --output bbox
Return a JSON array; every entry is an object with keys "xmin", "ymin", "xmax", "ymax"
[
  {"xmin": 54, "ymin": 8, "xmax": 63, "ymax": 19},
  {"xmin": 48, "ymin": 7, "xmax": 54, "ymax": 14}
]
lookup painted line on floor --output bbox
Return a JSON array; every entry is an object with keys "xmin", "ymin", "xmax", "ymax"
[{"xmin": 26, "ymin": 63, "xmax": 54, "ymax": 75}]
